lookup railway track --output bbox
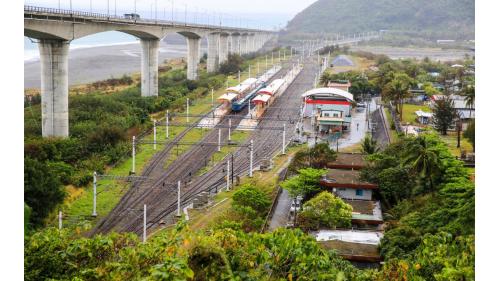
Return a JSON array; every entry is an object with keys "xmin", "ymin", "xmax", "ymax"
[
  {"xmin": 132, "ymin": 58, "xmax": 317, "ymax": 235},
  {"xmin": 92, "ymin": 59, "xmax": 300, "ymax": 235}
]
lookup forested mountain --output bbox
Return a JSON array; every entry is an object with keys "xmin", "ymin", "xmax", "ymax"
[{"xmin": 283, "ymin": 0, "xmax": 474, "ymax": 41}]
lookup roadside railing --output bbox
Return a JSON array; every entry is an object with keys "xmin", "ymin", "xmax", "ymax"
[{"xmin": 24, "ymin": 5, "xmax": 264, "ymax": 32}]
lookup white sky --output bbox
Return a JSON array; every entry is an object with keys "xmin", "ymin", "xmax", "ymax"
[
  {"xmin": 24, "ymin": 0, "xmax": 317, "ymax": 16},
  {"xmin": 24, "ymin": 0, "xmax": 318, "ymax": 29}
]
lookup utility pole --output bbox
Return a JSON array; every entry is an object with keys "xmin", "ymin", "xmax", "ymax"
[
  {"xmin": 211, "ymin": 88, "xmax": 214, "ymax": 109},
  {"xmin": 92, "ymin": 171, "xmax": 97, "ymax": 217},
  {"xmin": 132, "ymin": 136, "xmax": 136, "ymax": 174},
  {"xmin": 143, "ymin": 204, "xmax": 147, "ymax": 243},
  {"xmin": 226, "ymin": 160, "xmax": 230, "ymax": 191},
  {"xmin": 282, "ymin": 123, "xmax": 286, "ymax": 154},
  {"xmin": 176, "ymin": 181, "xmax": 181, "ymax": 217},
  {"xmin": 58, "ymin": 211, "xmax": 62, "ymax": 230},
  {"xmin": 238, "ymin": 70, "xmax": 241, "ymax": 83},
  {"xmin": 228, "ymin": 119, "xmax": 232, "ymax": 141},
  {"xmin": 153, "ymin": 120, "xmax": 157, "ymax": 150},
  {"xmin": 217, "ymin": 128, "xmax": 221, "ymax": 152},
  {"xmin": 186, "ymin": 98, "xmax": 190, "ymax": 123},
  {"xmin": 166, "ymin": 111, "xmax": 169, "ymax": 139},
  {"xmin": 249, "ymin": 140, "xmax": 253, "ymax": 177}
]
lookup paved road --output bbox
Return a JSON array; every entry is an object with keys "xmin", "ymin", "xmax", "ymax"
[
  {"xmin": 371, "ymin": 100, "xmax": 391, "ymax": 148},
  {"xmin": 268, "ymin": 188, "xmax": 292, "ymax": 231}
]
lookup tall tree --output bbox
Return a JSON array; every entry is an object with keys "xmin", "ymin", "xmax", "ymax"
[
  {"xmin": 432, "ymin": 96, "xmax": 456, "ymax": 135},
  {"xmin": 462, "ymin": 84, "xmax": 475, "ymax": 119},
  {"xmin": 403, "ymin": 136, "xmax": 441, "ymax": 193},
  {"xmin": 382, "ymin": 73, "xmax": 414, "ymax": 120},
  {"xmin": 24, "ymin": 157, "xmax": 66, "ymax": 226}
]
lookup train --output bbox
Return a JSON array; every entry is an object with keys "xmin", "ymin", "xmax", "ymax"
[{"xmin": 230, "ymin": 66, "xmax": 282, "ymax": 112}]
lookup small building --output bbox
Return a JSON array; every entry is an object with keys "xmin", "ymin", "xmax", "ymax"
[
  {"xmin": 415, "ymin": 110, "xmax": 433, "ymax": 124},
  {"xmin": 327, "ymin": 81, "xmax": 351, "ymax": 92},
  {"xmin": 320, "ymin": 169, "xmax": 378, "ymax": 201},
  {"xmin": 326, "ymin": 153, "xmax": 366, "ymax": 170},
  {"xmin": 430, "ymin": 94, "xmax": 475, "ymax": 120},
  {"xmin": 302, "ymin": 88, "xmax": 355, "ymax": 134},
  {"xmin": 315, "ymin": 229, "xmax": 383, "ymax": 262}
]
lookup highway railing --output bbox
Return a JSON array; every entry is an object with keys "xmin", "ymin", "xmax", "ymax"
[{"xmin": 24, "ymin": 5, "xmax": 268, "ymax": 32}]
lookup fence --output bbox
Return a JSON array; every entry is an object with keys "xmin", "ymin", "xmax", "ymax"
[
  {"xmin": 388, "ymin": 102, "xmax": 403, "ymax": 134},
  {"xmin": 260, "ymin": 167, "xmax": 288, "ymax": 233}
]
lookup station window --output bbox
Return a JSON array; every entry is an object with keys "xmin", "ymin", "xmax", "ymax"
[{"xmin": 355, "ymin": 189, "xmax": 364, "ymax": 196}]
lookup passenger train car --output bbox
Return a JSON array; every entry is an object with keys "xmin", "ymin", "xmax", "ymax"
[{"xmin": 230, "ymin": 66, "xmax": 282, "ymax": 112}]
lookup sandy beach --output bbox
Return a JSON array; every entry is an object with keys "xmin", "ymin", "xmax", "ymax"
[
  {"xmin": 349, "ymin": 45, "xmax": 474, "ymax": 61},
  {"xmin": 24, "ymin": 39, "xmax": 207, "ymax": 89}
]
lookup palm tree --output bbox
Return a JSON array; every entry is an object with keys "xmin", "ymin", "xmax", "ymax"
[
  {"xmin": 361, "ymin": 136, "xmax": 379, "ymax": 154},
  {"xmin": 463, "ymin": 84, "xmax": 475, "ymax": 119},
  {"xmin": 319, "ymin": 72, "xmax": 331, "ymax": 87},
  {"xmin": 382, "ymin": 73, "xmax": 414, "ymax": 121},
  {"xmin": 403, "ymin": 136, "xmax": 441, "ymax": 193}
]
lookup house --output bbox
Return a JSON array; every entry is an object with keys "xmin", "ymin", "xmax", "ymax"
[
  {"xmin": 326, "ymin": 153, "xmax": 366, "ymax": 170},
  {"xmin": 415, "ymin": 110, "xmax": 433, "ymax": 124},
  {"xmin": 431, "ymin": 94, "xmax": 475, "ymax": 120},
  {"xmin": 320, "ymin": 169, "xmax": 378, "ymax": 201},
  {"xmin": 302, "ymin": 88, "xmax": 355, "ymax": 134}
]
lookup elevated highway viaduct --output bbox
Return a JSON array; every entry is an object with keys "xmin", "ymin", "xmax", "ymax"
[{"xmin": 24, "ymin": 5, "xmax": 274, "ymax": 138}]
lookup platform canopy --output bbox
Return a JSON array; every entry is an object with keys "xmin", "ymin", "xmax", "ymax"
[
  {"xmin": 258, "ymin": 79, "xmax": 285, "ymax": 96},
  {"xmin": 226, "ymin": 78, "xmax": 258, "ymax": 94},
  {"xmin": 252, "ymin": 94, "xmax": 271, "ymax": 104},
  {"xmin": 302, "ymin": 87, "xmax": 354, "ymax": 103},
  {"xmin": 217, "ymin": 92, "xmax": 238, "ymax": 102}
]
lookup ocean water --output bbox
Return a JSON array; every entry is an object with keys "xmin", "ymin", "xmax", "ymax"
[{"xmin": 24, "ymin": 31, "xmax": 139, "ymax": 62}]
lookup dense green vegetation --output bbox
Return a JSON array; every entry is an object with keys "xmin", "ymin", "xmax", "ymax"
[
  {"xmin": 297, "ymin": 191, "xmax": 352, "ymax": 231},
  {"xmin": 230, "ymin": 184, "xmax": 271, "ymax": 231},
  {"xmin": 360, "ymin": 134, "xmax": 474, "ymax": 279},
  {"xmin": 24, "ymin": 135, "xmax": 474, "ymax": 279},
  {"xmin": 283, "ymin": 0, "xmax": 474, "ymax": 43},
  {"xmin": 25, "ymin": 222, "xmax": 371, "ymax": 281},
  {"xmin": 24, "ymin": 50, "xmax": 475, "ymax": 279},
  {"xmin": 288, "ymin": 143, "xmax": 336, "ymax": 172}
]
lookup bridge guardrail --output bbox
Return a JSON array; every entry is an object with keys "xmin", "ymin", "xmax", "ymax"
[{"xmin": 24, "ymin": 5, "xmax": 267, "ymax": 32}]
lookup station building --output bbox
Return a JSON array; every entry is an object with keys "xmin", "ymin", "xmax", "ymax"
[{"xmin": 301, "ymin": 88, "xmax": 355, "ymax": 134}]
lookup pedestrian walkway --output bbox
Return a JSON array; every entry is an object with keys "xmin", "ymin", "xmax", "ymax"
[{"xmin": 268, "ymin": 188, "xmax": 292, "ymax": 231}]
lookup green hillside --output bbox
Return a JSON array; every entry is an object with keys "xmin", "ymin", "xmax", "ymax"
[{"xmin": 283, "ymin": 0, "xmax": 474, "ymax": 41}]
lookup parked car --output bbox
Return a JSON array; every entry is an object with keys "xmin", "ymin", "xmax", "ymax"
[{"xmin": 289, "ymin": 196, "xmax": 303, "ymax": 213}]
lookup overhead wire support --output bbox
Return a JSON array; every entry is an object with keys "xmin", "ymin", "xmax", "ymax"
[{"xmin": 137, "ymin": 140, "xmax": 251, "ymax": 148}]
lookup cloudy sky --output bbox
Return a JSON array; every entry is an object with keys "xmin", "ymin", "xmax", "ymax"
[{"xmin": 25, "ymin": 0, "xmax": 318, "ymax": 29}]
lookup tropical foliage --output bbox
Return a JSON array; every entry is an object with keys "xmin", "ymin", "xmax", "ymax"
[
  {"xmin": 297, "ymin": 191, "xmax": 352, "ymax": 231},
  {"xmin": 25, "ymin": 223, "xmax": 371, "ymax": 281}
]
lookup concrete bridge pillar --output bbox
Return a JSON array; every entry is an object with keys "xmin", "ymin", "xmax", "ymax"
[
  {"xmin": 248, "ymin": 34, "xmax": 255, "ymax": 53},
  {"xmin": 230, "ymin": 35, "xmax": 240, "ymax": 55},
  {"xmin": 207, "ymin": 33, "xmax": 219, "ymax": 73},
  {"xmin": 39, "ymin": 39, "xmax": 69, "ymax": 138},
  {"xmin": 186, "ymin": 37, "xmax": 201, "ymax": 80},
  {"xmin": 240, "ymin": 34, "xmax": 248, "ymax": 55},
  {"xmin": 219, "ymin": 34, "xmax": 229, "ymax": 64},
  {"xmin": 140, "ymin": 38, "xmax": 159, "ymax": 97}
]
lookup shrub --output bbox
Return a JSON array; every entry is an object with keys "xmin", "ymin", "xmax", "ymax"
[{"xmin": 297, "ymin": 191, "xmax": 352, "ymax": 231}]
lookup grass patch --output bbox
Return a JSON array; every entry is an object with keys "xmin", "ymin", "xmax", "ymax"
[
  {"xmin": 401, "ymin": 103, "xmax": 431, "ymax": 125},
  {"xmin": 437, "ymin": 132, "xmax": 473, "ymax": 157}
]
